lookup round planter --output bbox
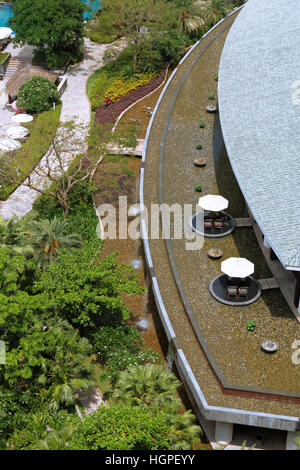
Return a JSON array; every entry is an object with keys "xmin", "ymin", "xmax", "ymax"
[
  {"xmin": 208, "ymin": 248, "xmax": 223, "ymax": 260},
  {"xmin": 194, "ymin": 159, "xmax": 207, "ymax": 168},
  {"xmin": 206, "ymin": 104, "xmax": 218, "ymax": 113},
  {"xmin": 261, "ymin": 340, "xmax": 278, "ymax": 353}
]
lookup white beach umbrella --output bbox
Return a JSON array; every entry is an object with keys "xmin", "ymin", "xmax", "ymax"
[
  {"xmin": 6, "ymin": 126, "xmax": 29, "ymax": 139},
  {"xmin": 0, "ymin": 27, "xmax": 13, "ymax": 40},
  {"xmin": 12, "ymin": 114, "xmax": 33, "ymax": 123},
  {"xmin": 0, "ymin": 138, "xmax": 22, "ymax": 151},
  {"xmin": 198, "ymin": 194, "xmax": 228, "ymax": 212},
  {"xmin": 0, "ymin": 82, "xmax": 7, "ymax": 105},
  {"xmin": 221, "ymin": 257, "xmax": 254, "ymax": 278}
]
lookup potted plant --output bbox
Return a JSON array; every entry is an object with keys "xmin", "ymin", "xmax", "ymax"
[
  {"xmin": 196, "ymin": 143, "xmax": 202, "ymax": 150},
  {"xmin": 194, "ymin": 184, "xmax": 202, "ymax": 192},
  {"xmin": 208, "ymin": 94, "xmax": 215, "ymax": 100},
  {"xmin": 194, "ymin": 158, "xmax": 207, "ymax": 168},
  {"xmin": 247, "ymin": 320, "xmax": 256, "ymax": 331},
  {"xmin": 199, "ymin": 119, "xmax": 205, "ymax": 128}
]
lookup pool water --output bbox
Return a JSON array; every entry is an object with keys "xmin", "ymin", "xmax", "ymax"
[
  {"xmin": 0, "ymin": 3, "xmax": 13, "ymax": 28},
  {"xmin": 81, "ymin": 0, "xmax": 101, "ymax": 19},
  {"xmin": 0, "ymin": 1, "xmax": 101, "ymax": 28}
]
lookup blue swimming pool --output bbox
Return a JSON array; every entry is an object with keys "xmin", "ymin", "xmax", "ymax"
[
  {"xmin": 0, "ymin": 3, "xmax": 13, "ymax": 28},
  {"xmin": 82, "ymin": 0, "xmax": 101, "ymax": 19},
  {"xmin": 0, "ymin": 1, "xmax": 101, "ymax": 29}
]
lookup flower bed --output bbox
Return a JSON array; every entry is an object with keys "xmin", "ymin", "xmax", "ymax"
[{"xmin": 94, "ymin": 72, "xmax": 165, "ymax": 125}]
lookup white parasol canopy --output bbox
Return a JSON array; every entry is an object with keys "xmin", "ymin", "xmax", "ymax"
[
  {"xmin": 0, "ymin": 138, "xmax": 22, "ymax": 151},
  {"xmin": 6, "ymin": 125, "xmax": 29, "ymax": 139},
  {"xmin": 221, "ymin": 257, "xmax": 254, "ymax": 278},
  {"xmin": 198, "ymin": 194, "xmax": 228, "ymax": 212},
  {"xmin": 0, "ymin": 27, "xmax": 13, "ymax": 40},
  {"xmin": 12, "ymin": 113, "xmax": 33, "ymax": 123}
]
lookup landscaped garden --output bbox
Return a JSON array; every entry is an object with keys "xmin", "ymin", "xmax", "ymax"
[{"xmin": 0, "ymin": 0, "xmax": 247, "ymax": 451}]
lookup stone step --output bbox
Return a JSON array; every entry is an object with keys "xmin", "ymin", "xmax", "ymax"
[
  {"xmin": 258, "ymin": 278, "xmax": 279, "ymax": 290},
  {"xmin": 4, "ymin": 57, "xmax": 31, "ymax": 79},
  {"xmin": 235, "ymin": 217, "xmax": 252, "ymax": 227}
]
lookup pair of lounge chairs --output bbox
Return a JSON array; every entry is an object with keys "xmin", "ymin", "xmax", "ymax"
[
  {"xmin": 204, "ymin": 218, "xmax": 223, "ymax": 232},
  {"xmin": 227, "ymin": 285, "xmax": 249, "ymax": 299}
]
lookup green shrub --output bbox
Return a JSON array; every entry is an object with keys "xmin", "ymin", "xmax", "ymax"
[
  {"xmin": 89, "ymin": 30, "xmax": 117, "ymax": 44},
  {"xmin": 92, "ymin": 325, "xmax": 160, "ymax": 382},
  {"xmin": 17, "ymin": 76, "xmax": 61, "ymax": 114}
]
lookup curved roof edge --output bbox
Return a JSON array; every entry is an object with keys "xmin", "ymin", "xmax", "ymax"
[{"xmin": 218, "ymin": 0, "xmax": 300, "ymax": 269}]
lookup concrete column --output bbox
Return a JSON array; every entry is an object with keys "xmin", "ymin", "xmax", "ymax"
[
  {"xmin": 285, "ymin": 431, "xmax": 300, "ymax": 450},
  {"xmin": 263, "ymin": 236, "xmax": 271, "ymax": 249},
  {"xmin": 215, "ymin": 421, "xmax": 234, "ymax": 446}
]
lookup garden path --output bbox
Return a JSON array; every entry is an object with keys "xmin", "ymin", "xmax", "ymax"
[{"xmin": 0, "ymin": 39, "xmax": 112, "ymax": 219}]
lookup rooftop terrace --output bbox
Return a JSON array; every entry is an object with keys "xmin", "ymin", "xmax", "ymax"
[{"xmin": 142, "ymin": 8, "xmax": 300, "ymax": 425}]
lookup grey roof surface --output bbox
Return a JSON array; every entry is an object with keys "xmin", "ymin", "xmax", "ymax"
[{"xmin": 218, "ymin": 0, "xmax": 300, "ymax": 269}]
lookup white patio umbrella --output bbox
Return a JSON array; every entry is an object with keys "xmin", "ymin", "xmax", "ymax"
[
  {"xmin": 0, "ymin": 27, "xmax": 13, "ymax": 40},
  {"xmin": 198, "ymin": 195, "xmax": 228, "ymax": 212},
  {"xmin": 0, "ymin": 82, "xmax": 7, "ymax": 105},
  {"xmin": 6, "ymin": 126, "xmax": 29, "ymax": 139},
  {"xmin": 12, "ymin": 114, "xmax": 33, "ymax": 123},
  {"xmin": 221, "ymin": 257, "xmax": 254, "ymax": 278},
  {"xmin": 0, "ymin": 138, "xmax": 22, "ymax": 151}
]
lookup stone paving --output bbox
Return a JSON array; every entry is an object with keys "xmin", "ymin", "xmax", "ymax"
[{"xmin": 0, "ymin": 39, "xmax": 112, "ymax": 219}]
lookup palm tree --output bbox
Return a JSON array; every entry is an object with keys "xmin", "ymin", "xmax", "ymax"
[
  {"xmin": 37, "ymin": 323, "xmax": 95, "ymax": 410},
  {"xmin": 159, "ymin": 399, "xmax": 202, "ymax": 449},
  {"xmin": 175, "ymin": 0, "xmax": 205, "ymax": 33},
  {"xmin": 0, "ymin": 215, "xmax": 33, "ymax": 257},
  {"xmin": 204, "ymin": 0, "xmax": 232, "ymax": 27},
  {"xmin": 37, "ymin": 424, "xmax": 75, "ymax": 450},
  {"xmin": 112, "ymin": 364, "xmax": 181, "ymax": 408},
  {"xmin": 28, "ymin": 216, "xmax": 82, "ymax": 268}
]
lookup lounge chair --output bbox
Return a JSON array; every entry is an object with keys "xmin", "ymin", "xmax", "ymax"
[
  {"xmin": 238, "ymin": 286, "xmax": 249, "ymax": 299},
  {"xmin": 227, "ymin": 285, "xmax": 238, "ymax": 299},
  {"xmin": 204, "ymin": 218, "xmax": 213, "ymax": 231}
]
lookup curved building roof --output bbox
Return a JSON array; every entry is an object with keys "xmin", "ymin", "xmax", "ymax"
[{"xmin": 218, "ymin": 0, "xmax": 300, "ymax": 270}]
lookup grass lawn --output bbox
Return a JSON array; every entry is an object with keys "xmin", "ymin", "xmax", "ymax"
[{"xmin": 0, "ymin": 104, "xmax": 61, "ymax": 200}]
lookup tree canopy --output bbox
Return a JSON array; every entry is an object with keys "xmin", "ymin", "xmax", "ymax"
[{"xmin": 10, "ymin": 0, "xmax": 85, "ymax": 64}]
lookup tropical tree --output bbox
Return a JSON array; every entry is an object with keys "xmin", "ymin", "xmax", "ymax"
[
  {"xmin": 5, "ymin": 320, "xmax": 96, "ymax": 409},
  {"xmin": 204, "ymin": 0, "xmax": 232, "ymax": 26},
  {"xmin": 0, "ymin": 215, "xmax": 33, "ymax": 258},
  {"xmin": 37, "ymin": 425, "xmax": 75, "ymax": 450},
  {"xmin": 33, "ymin": 245, "xmax": 144, "ymax": 328},
  {"xmin": 158, "ymin": 399, "xmax": 202, "ymax": 449},
  {"xmin": 68, "ymin": 405, "xmax": 171, "ymax": 450},
  {"xmin": 99, "ymin": 0, "xmax": 177, "ymax": 68},
  {"xmin": 173, "ymin": 0, "xmax": 205, "ymax": 33},
  {"xmin": 10, "ymin": 0, "xmax": 85, "ymax": 66},
  {"xmin": 28, "ymin": 216, "xmax": 82, "ymax": 268},
  {"xmin": 112, "ymin": 364, "xmax": 181, "ymax": 408}
]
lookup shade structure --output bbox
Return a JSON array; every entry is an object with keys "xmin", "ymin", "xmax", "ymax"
[
  {"xmin": 0, "ymin": 138, "xmax": 22, "ymax": 152},
  {"xmin": 12, "ymin": 113, "xmax": 33, "ymax": 123},
  {"xmin": 221, "ymin": 257, "xmax": 254, "ymax": 278},
  {"xmin": 6, "ymin": 126, "xmax": 29, "ymax": 140},
  {"xmin": 198, "ymin": 194, "xmax": 229, "ymax": 212},
  {"xmin": 0, "ymin": 27, "xmax": 13, "ymax": 40}
]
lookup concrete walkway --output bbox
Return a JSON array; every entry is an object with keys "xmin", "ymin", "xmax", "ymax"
[{"xmin": 0, "ymin": 39, "xmax": 112, "ymax": 219}]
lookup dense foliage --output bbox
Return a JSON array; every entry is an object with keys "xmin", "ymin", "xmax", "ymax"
[
  {"xmin": 68, "ymin": 405, "xmax": 171, "ymax": 450},
  {"xmin": 10, "ymin": 0, "xmax": 85, "ymax": 66},
  {"xmin": 17, "ymin": 76, "xmax": 61, "ymax": 114}
]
